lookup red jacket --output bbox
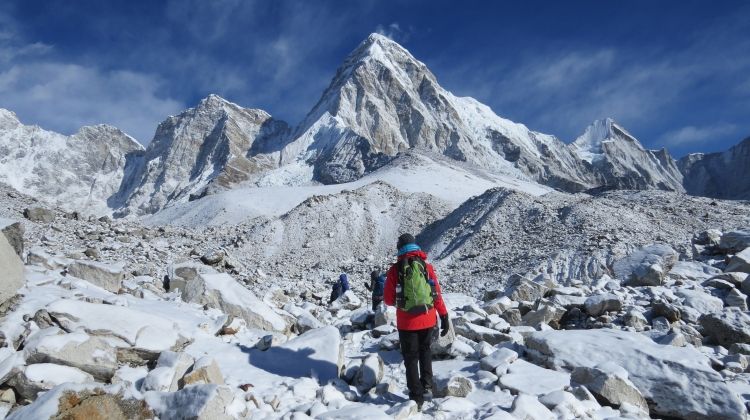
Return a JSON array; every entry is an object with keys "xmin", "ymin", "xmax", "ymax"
[{"xmin": 384, "ymin": 250, "xmax": 448, "ymax": 331}]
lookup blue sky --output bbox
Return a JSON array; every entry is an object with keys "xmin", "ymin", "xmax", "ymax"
[{"xmin": 0, "ymin": 0, "xmax": 748, "ymax": 157}]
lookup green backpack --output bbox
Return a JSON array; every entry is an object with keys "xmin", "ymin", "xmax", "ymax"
[{"xmin": 396, "ymin": 257, "xmax": 437, "ymax": 314}]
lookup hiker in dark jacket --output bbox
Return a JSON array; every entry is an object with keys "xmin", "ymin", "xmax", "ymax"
[
  {"xmin": 366, "ymin": 270, "xmax": 386, "ymax": 311},
  {"xmin": 329, "ymin": 273, "xmax": 351, "ymax": 304},
  {"xmin": 384, "ymin": 233, "xmax": 449, "ymax": 410}
]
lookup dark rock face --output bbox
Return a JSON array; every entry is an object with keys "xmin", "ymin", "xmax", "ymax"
[{"xmin": 679, "ymin": 137, "xmax": 750, "ymax": 200}]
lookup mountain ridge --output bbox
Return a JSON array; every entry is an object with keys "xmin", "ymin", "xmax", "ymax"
[{"xmin": 0, "ymin": 33, "xmax": 747, "ymax": 216}]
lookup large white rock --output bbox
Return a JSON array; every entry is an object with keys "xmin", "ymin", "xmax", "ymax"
[
  {"xmin": 526, "ymin": 328, "xmax": 747, "ymax": 419},
  {"xmin": 668, "ymin": 261, "xmax": 721, "ymax": 282},
  {"xmin": 510, "ymin": 394, "xmax": 555, "ymax": 420},
  {"xmin": 9, "ymin": 363, "xmax": 94, "ymax": 400},
  {"xmin": 23, "ymin": 328, "xmax": 118, "ymax": 381},
  {"xmin": 613, "ymin": 244, "xmax": 678, "ymax": 286},
  {"xmin": 354, "ymin": 354, "xmax": 383, "ymax": 392},
  {"xmin": 676, "ymin": 288, "xmax": 724, "ymax": 314},
  {"xmin": 726, "ymin": 248, "xmax": 750, "ymax": 274},
  {"xmin": 583, "ymin": 294, "xmax": 622, "ymax": 316},
  {"xmin": 0, "ymin": 233, "xmax": 23, "ymax": 305},
  {"xmin": 699, "ymin": 309, "xmax": 750, "ymax": 347},
  {"xmin": 499, "ymin": 359, "xmax": 570, "ymax": 396},
  {"xmin": 67, "ymin": 260, "xmax": 125, "ymax": 293},
  {"xmin": 720, "ymin": 229, "xmax": 750, "ymax": 253},
  {"xmin": 46, "ymin": 299, "xmax": 183, "ymax": 352},
  {"xmin": 248, "ymin": 326, "xmax": 343, "ymax": 383},
  {"xmin": 0, "ymin": 218, "xmax": 23, "ymax": 257},
  {"xmin": 141, "ymin": 351, "xmax": 195, "ymax": 392},
  {"xmin": 144, "ymin": 384, "xmax": 244, "ymax": 420},
  {"xmin": 571, "ymin": 362, "xmax": 648, "ymax": 413},
  {"xmin": 184, "ymin": 272, "xmax": 287, "ymax": 333}
]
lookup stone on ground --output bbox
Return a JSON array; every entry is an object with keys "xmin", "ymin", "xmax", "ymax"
[
  {"xmin": 10, "ymin": 364, "xmax": 95, "ymax": 400},
  {"xmin": 181, "ymin": 358, "xmax": 224, "ymax": 386},
  {"xmin": 67, "ymin": 260, "xmax": 125, "ymax": 293},
  {"xmin": 0, "ymin": 233, "xmax": 23, "ymax": 305},
  {"xmin": 613, "ymin": 244, "xmax": 678, "ymax": 286},
  {"xmin": 526, "ymin": 328, "xmax": 747, "ymax": 419},
  {"xmin": 511, "ymin": 394, "xmax": 555, "ymax": 420},
  {"xmin": 583, "ymin": 294, "xmax": 622, "ymax": 317},
  {"xmin": 183, "ymin": 272, "xmax": 288, "ymax": 333},
  {"xmin": 726, "ymin": 248, "xmax": 750, "ymax": 273},
  {"xmin": 141, "ymin": 351, "xmax": 194, "ymax": 392},
  {"xmin": 499, "ymin": 359, "xmax": 570, "ymax": 396},
  {"xmin": 699, "ymin": 309, "xmax": 750, "ymax": 347},
  {"xmin": 24, "ymin": 328, "xmax": 118, "ymax": 381},
  {"xmin": 571, "ymin": 362, "xmax": 648, "ymax": 413},
  {"xmin": 23, "ymin": 207, "xmax": 55, "ymax": 223},
  {"xmin": 353, "ymin": 354, "xmax": 383, "ymax": 392},
  {"xmin": 720, "ymin": 229, "xmax": 750, "ymax": 253},
  {"xmin": 144, "ymin": 384, "xmax": 243, "ymax": 420},
  {"xmin": 0, "ymin": 218, "xmax": 23, "ymax": 257}
]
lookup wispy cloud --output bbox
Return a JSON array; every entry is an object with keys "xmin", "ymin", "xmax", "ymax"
[
  {"xmin": 375, "ymin": 22, "xmax": 413, "ymax": 43},
  {"xmin": 0, "ymin": 7, "xmax": 182, "ymax": 142},
  {"xmin": 660, "ymin": 123, "xmax": 738, "ymax": 147}
]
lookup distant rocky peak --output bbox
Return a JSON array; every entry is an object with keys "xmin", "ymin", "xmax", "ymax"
[{"xmin": 0, "ymin": 109, "xmax": 21, "ymax": 129}]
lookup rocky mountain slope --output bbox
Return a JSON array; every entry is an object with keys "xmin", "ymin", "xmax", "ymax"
[
  {"xmin": 571, "ymin": 118, "xmax": 684, "ymax": 192},
  {"xmin": 114, "ymin": 95, "xmax": 290, "ymax": 217},
  {"xmin": 1, "ymin": 182, "xmax": 750, "ymax": 419},
  {"xmin": 679, "ymin": 137, "xmax": 750, "ymax": 200},
  {"xmin": 0, "ymin": 109, "xmax": 143, "ymax": 215}
]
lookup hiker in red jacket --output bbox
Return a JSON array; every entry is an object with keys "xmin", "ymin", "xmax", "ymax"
[{"xmin": 384, "ymin": 233, "xmax": 449, "ymax": 409}]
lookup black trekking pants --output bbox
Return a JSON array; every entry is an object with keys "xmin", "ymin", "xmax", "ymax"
[{"xmin": 398, "ymin": 327, "xmax": 433, "ymax": 403}]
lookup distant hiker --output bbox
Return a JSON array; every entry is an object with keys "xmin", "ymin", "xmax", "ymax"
[
  {"xmin": 329, "ymin": 273, "xmax": 350, "ymax": 304},
  {"xmin": 366, "ymin": 270, "xmax": 386, "ymax": 311},
  {"xmin": 384, "ymin": 233, "xmax": 449, "ymax": 410}
]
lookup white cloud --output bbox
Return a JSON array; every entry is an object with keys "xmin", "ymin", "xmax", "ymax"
[
  {"xmin": 375, "ymin": 22, "xmax": 413, "ymax": 42},
  {"xmin": 660, "ymin": 123, "xmax": 737, "ymax": 147},
  {"xmin": 0, "ymin": 62, "xmax": 183, "ymax": 143}
]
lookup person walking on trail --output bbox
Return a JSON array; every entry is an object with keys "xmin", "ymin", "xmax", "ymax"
[
  {"xmin": 384, "ymin": 233, "xmax": 449, "ymax": 410},
  {"xmin": 366, "ymin": 270, "xmax": 386, "ymax": 311},
  {"xmin": 329, "ymin": 273, "xmax": 350, "ymax": 304}
]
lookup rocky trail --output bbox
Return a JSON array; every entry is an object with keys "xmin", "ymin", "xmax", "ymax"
[{"xmin": 1, "ymin": 181, "xmax": 750, "ymax": 419}]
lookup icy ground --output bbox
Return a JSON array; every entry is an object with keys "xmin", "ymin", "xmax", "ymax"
[{"xmin": 1, "ymin": 181, "xmax": 750, "ymax": 419}]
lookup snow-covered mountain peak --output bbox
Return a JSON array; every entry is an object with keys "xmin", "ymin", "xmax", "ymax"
[
  {"xmin": 0, "ymin": 109, "xmax": 21, "ymax": 130},
  {"xmin": 74, "ymin": 124, "xmax": 144, "ymax": 151},
  {"xmin": 573, "ymin": 118, "xmax": 641, "ymax": 163}
]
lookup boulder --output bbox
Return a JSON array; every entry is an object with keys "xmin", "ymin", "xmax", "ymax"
[
  {"xmin": 724, "ymin": 288, "xmax": 749, "ymax": 310},
  {"xmin": 651, "ymin": 301, "xmax": 681, "ymax": 323},
  {"xmin": 434, "ymin": 374, "xmax": 474, "ymax": 398},
  {"xmin": 479, "ymin": 347, "xmax": 518, "ymax": 372},
  {"xmin": 330, "ymin": 290, "xmax": 362, "ymax": 311},
  {"xmin": 613, "ymin": 244, "xmax": 678, "ymax": 286},
  {"xmin": 386, "ymin": 400, "xmax": 418, "ymax": 419},
  {"xmin": 166, "ymin": 261, "xmax": 218, "ymax": 294},
  {"xmin": 506, "ymin": 275, "xmax": 548, "ymax": 302},
  {"xmin": 526, "ymin": 328, "xmax": 747, "ymax": 419},
  {"xmin": 499, "ymin": 359, "xmax": 570, "ymax": 396},
  {"xmin": 676, "ymin": 288, "xmax": 724, "ymax": 314},
  {"xmin": 622, "ymin": 309, "xmax": 648, "ymax": 331},
  {"xmin": 46, "ymin": 299, "xmax": 185, "ymax": 352},
  {"xmin": 510, "ymin": 394, "xmax": 556, "ymax": 420},
  {"xmin": 353, "ymin": 354, "xmax": 383, "ymax": 392},
  {"xmin": 694, "ymin": 229, "xmax": 722, "ymax": 247},
  {"xmin": 183, "ymin": 272, "xmax": 287, "ymax": 333},
  {"xmin": 454, "ymin": 321, "xmax": 511, "ymax": 345},
  {"xmin": 9, "ymin": 363, "xmax": 94, "ymax": 400},
  {"xmin": 144, "ymin": 384, "xmax": 243, "ymax": 420},
  {"xmin": 667, "ymin": 261, "xmax": 720, "ymax": 282},
  {"xmin": 182, "ymin": 358, "xmax": 224, "ymax": 386},
  {"xmin": 248, "ymin": 326, "xmax": 343, "ymax": 383},
  {"xmin": 23, "ymin": 206, "xmax": 55, "ymax": 223},
  {"xmin": 373, "ymin": 305, "xmax": 396, "ymax": 327},
  {"xmin": 0, "ymin": 218, "xmax": 23, "ymax": 257},
  {"xmin": 141, "ymin": 351, "xmax": 194, "ymax": 392},
  {"xmin": 719, "ymin": 229, "xmax": 750, "ymax": 253},
  {"xmin": 583, "ymin": 294, "xmax": 622, "ymax": 317},
  {"xmin": 571, "ymin": 362, "xmax": 648, "ymax": 413},
  {"xmin": 24, "ymin": 328, "xmax": 118, "ymax": 381},
  {"xmin": 0, "ymin": 233, "xmax": 23, "ymax": 305},
  {"xmin": 67, "ymin": 260, "xmax": 125, "ymax": 293},
  {"xmin": 521, "ymin": 303, "xmax": 566, "ymax": 328},
  {"xmin": 699, "ymin": 309, "xmax": 750, "ymax": 347},
  {"xmin": 200, "ymin": 250, "xmax": 224, "ymax": 265},
  {"xmin": 7, "ymin": 386, "xmax": 153, "ymax": 420},
  {"xmin": 726, "ymin": 248, "xmax": 750, "ymax": 273}
]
